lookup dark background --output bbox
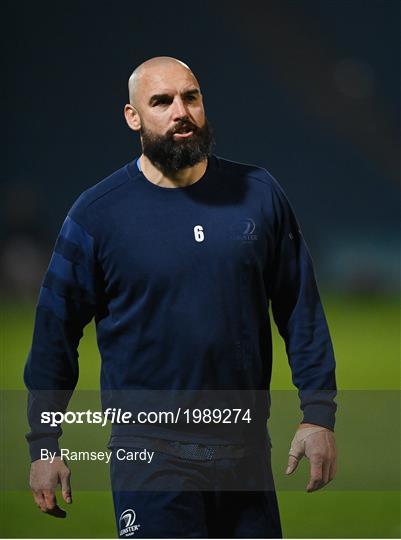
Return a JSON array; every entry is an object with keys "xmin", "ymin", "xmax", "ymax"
[{"xmin": 3, "ymin": 0, "xmax": 400, "ymax": 299}]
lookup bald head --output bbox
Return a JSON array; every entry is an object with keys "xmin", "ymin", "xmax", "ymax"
[
  {"xmin": 128, "ymin": 56, "xmax": 199, "ymax": 108},
  {"xmin": 124, "ymin": 55, "xmax": 206, "ymax": 143}
]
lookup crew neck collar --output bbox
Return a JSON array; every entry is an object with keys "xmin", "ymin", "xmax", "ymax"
[{"xmin": 126, "ymin": 156, "xmax": 215, "ymax": 193}]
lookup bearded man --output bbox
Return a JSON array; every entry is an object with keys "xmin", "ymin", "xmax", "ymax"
[{"xmin": 25, "ymin": 56, "xmax": 337, "ymax": 538}]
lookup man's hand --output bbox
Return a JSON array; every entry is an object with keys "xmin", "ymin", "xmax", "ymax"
[
  {"xmin": 29, "ymin": 456, "xmax": 72, "ymax": 517},
  {"xmin": 285, "ymin": 423, "xmax": 337, "ymax": 492}
]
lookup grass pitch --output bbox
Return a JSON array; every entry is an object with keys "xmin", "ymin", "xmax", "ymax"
[{"xmin": 1, "ymin": 295, "xmax": 399, "ymax": 538}]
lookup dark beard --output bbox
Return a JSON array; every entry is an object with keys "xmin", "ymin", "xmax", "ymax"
[{"xmin": 140, "ymin": 117, "xmax": 214, "ymax": 175}]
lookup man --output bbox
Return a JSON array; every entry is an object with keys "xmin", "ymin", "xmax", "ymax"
[{"xmin": 25, "ymin": 56, "xmax": 337, "ymax": 538}]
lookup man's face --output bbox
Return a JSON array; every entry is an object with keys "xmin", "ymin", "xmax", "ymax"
[{"xmin": 133, "ymin": 64, "xmax": 214, "ymax": 174}]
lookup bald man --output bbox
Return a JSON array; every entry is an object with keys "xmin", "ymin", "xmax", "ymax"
[
  {"xmin": 25, "ymin": 56, "xmax": 337, "ymax": 538},
  {"xmin": 125, "ymin": 57, "xmax": 213, "ymax": 185}
]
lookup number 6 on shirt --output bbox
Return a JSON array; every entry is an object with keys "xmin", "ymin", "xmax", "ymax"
[{"xmin": 194, "ymin": 225, "xmax": 205, "ymax": 242}]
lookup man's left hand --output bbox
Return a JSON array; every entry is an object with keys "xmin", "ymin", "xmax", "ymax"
[{"xmin": 285, "ymin": 423, "xmax": 337, "ymax": 492}]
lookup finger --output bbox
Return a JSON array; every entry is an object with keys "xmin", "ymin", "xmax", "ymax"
[
  {"xmin": 329, "ymin": 457, "xmax": 337, "ymax": 481},
  {"xmin": 60, "ymin": 470, "xmax": 72, "ymax": 504},
  {"xmin": 42, "ymin": 490, "xmax": 66, "ymax": 518},
  {"xmin": 307, "ymin": 477, "xmax": 324, "ymax": 492},
  {"xmin": 306, "ymin": 457, "xmax": 323, "ymax": 492},
  {"xmin": 32, "ymin": 490, "xmax": 47, "ymax": 513},
  {"xmin": 322, "ymin": 459, "xmax": 331, "ymax": 485},
  {"xmin": 43, "ymin": 489, "xmax": 57, "ymax": 512},
  {"xmin": 46, "ymin": 505, "xmax": 67, "ymax": 518},
  {"xmin": 285, "ymin": 455, "xmax": 300, "ymax": 475}
]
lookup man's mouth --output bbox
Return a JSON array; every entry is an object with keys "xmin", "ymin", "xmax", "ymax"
[
  {"xmin": 173, "ymin": 130, "xmax": 193, "ymax": 139},
  {"xmin": 173, "ymin": 124, "xmax": 195, "ymax": 139}
]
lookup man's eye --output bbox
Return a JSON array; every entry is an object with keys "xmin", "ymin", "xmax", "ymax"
[
  {"xmin": 153, "ymin": 99, "xmax": 170, "ymax": 107},
  {"xmin": 186, "ymin": 94, "xmax": 197, "ymax": 101}
]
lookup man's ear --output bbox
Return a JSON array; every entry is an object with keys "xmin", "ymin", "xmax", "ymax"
[{"xmin": 124, "ymin": 104, "xmax": 141, "ymax": 132}]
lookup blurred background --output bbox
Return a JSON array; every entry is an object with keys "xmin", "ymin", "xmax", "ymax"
[
  {"xmin": 2, "ymin": 0, "xmax": 400, "ymax": 298},
  {"xmin": 2, "ymin": 0, "xmax": 400, "ymax": 538}
]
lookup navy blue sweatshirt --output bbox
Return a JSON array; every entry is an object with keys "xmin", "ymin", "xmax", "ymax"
[{"xmin": 24, "ymin": 155, "xmax": 337, "ymax": 461}]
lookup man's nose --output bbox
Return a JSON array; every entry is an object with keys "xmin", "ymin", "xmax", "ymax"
[{"xmin": 171, "ymin": 97, "xmax": 188, "ymax": 120}]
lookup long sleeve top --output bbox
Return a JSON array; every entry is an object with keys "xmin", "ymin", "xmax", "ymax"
[{"xmin": 24, "ymin": 154, "xmax": 337, "ymax": 461}]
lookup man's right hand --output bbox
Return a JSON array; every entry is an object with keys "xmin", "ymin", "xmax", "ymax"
[{"xmin": 29, "ymin": 456, "xmax": 72, "ymax": 518}]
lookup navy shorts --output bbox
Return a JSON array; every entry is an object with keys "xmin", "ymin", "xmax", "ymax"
[{"xmin": 110, "ymin": 440, "xmax": 282, "ymax": 538}]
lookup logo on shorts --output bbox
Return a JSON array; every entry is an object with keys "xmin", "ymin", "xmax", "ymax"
[{"xmin": 119, "ymin": 509, "xmax": 141, "ymax": 537}]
